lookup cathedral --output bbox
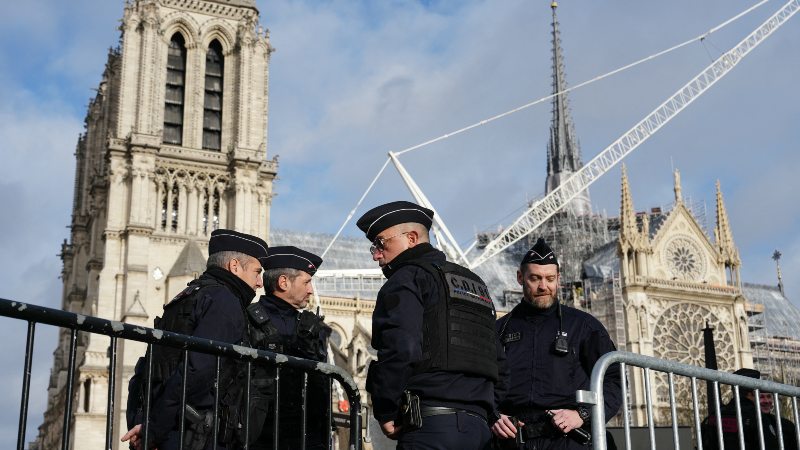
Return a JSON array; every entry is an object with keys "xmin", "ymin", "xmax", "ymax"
[
  {"xmin": 32, "ymin": 0, "xmax": 276, "ymax": 448},
  {"xmin": 32, "ymin": 1, "xmax": 800, "ymax": 449}
]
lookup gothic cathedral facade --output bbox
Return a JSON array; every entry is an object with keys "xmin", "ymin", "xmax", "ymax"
[
  {"xmin": 33, "ymin": 1, "xmax": 276, "ymax": 448},
  {"xmin": 618, "ymin": 167, "xmax": 753, "ymax": 425}
]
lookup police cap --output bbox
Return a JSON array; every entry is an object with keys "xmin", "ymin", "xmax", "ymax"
[
  {"xmin": 356, "ymin": 201, "xmax": 434, "ymax": 241},
  {"xmin": 262, "ymin": 246, "xmax": 322, "ymax": 276},
  {"xmin": 521, "ymin": 238, "xmax": 559, "ymax": 267},
  {"xmin": 733, "ymin": 368, "xmax": 761, "ymax": 379},
  {"xmin": 208, "ymin": 229, "xmax": 269, "ymax": 261}
]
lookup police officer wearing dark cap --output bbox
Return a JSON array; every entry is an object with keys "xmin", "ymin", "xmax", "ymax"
[
  {"xmin": 246, "ymin": 246, "xmax": 332, "ymax": 450},
  {"xmin": 703, "ymin": 368, "xmax": 796, "ymax": 450},
  {"xmin": 357, "ymin": 200, "xmax": 505, "ymax": 450},
  {"xmin": 123, "ymin": 229, "xmax": 268, "ymax": 450},
  {"xmin": 492, "ymin": 238, "xmax": 621, "ymax": 450}
]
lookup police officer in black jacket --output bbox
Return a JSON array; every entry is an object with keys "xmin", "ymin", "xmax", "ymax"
[
  {"xmin": 492, "ymin": 238, "xmax": 621, "ymax": 449},
  {"xmin": 357, "ymin": 200, "xmax": 504, "ymax": 450},
  {"xmin": 123, "ymin": 229, "xmax": 268, "ymax": 450},
  {"xmin": 246, "ymin": 246, "xmax": 331, "ymax": 450}
]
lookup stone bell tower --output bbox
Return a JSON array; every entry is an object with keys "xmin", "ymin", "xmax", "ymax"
[{"xmin": 33, "ymin": 1, "xmax": 276, "ymax": 448}]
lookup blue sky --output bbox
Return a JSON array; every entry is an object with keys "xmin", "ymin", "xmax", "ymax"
[{"xmin": 0, "ymin": 0, "xmax": 798, "ymax": 447}]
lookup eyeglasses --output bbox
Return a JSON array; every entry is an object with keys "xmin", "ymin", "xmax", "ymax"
[{"xmin": 369, "ymin": 232, "xmax": 409, "ymax": 255}]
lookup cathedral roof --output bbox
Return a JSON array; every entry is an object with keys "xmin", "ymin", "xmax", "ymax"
[
  {"xmin": 582, "ymin": 241, "xmax": 619, "ymax": 279},
  {"xmin": 168, "ymin": 240, "xmax": 207, "ymax": 277},
  {"xmin": 743, "ymin": 283, "xmax": 800, "ymax": 341}
]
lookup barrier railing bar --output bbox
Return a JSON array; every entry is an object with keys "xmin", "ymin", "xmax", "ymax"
[
  {"xmin": 621, "ymin": 363, "xmax": 632, "ymax": 450},
  {"xmin": 244, "ymin": 361, "xmax": 251, "ymax": 450},
  {"xmin": 736, "ymin": 381, "xmax": 748, "ymax": 450},
  {"xmin": 668, "ymin": 372, "xmax": 680, "ymax": 450},
  {"xmin": 213, "ymin": 356, "xmax": 221, "ymax": 448},
  {"xmin": 301, "ymin": 372, "xmax": 308, "ymax": 450},
  {"xmin": 691, "ymin": 377, "xmax": 704, "ymax": 450},
  {"xmin": 643, "ymin": 367, "xmax": 656, "ymax": 450},
  {"xmin": 794, "ymin": 397, "xmax": 800, "ymax": 450},
  {"xmin": 715, "ymin": 381, "xmax": 725, "ymax": 449},
  {"xmin": 327, "ymin": 378, "xmax": 333, "ymax": 450},
  {"xmin": 273, "ymin": 366, "xmax": 280, "ymax": 449},
  {"xmin": 775, "ymin": 392, "xmax": 785, "ymax": 450},
  {"xmin": 61, "ymin": 329, "xmax": 77, "ymax": 450},
  {"xmin": 754, "ymin": 388, "xmax": 765, "ymax": 450},
  {"xmin": 179, "ymin": 350, "xmax": 188, "ymax": 449},
  {"xmin": 16, "ymin": 321, "xmax": 35, "ymax": 450},
  {"xmin": 104, "ymin": 336, "xmax": 117, "ymax": 450},
  {"xmin": 142, "ymin": 344, "xmax": 153, "ymax": 450}
]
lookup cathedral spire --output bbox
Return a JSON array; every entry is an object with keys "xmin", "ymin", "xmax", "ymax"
[
  {"xmin": 545, "ymin": 1, "xmax": 591, "ymax": 216},
  {"xmin": 714, "ymin": 180, "xmax": 740, "ymax": 265},
  {"xmin": 619, "ymin": 164, "xmax": 639, "ymax": 246}
]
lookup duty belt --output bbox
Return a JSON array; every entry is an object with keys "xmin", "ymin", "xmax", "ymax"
[{"xmin": 420, "ymin": 406, "xmax": 487, "ymax": 423}]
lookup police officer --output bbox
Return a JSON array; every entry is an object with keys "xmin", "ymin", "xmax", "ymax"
[
  {"xmin": 246, "ymin": 246, "xmax": 331, "ymax": 450},
  {"xmin": 703, "ymin": 368, "xmax": 795, "ymax": 450},
  {"xmin": 356, "ymin": 200, "xmax": 503, "ymax": 450},
  {"xmin": 122, "ymin": 229, "xmax": 268, "ymax": 450},
  {"xmin": 492, "ymin": 238, "xmax": 621, "ymax": 449}
]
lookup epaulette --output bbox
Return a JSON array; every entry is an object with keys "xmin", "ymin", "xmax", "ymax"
[{"xmin": 247, "ymin": 303, "xmax": 270, "ymax": 326}]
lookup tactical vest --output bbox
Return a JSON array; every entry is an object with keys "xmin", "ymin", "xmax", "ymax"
[
  {"xmin": 246, "ymin": 302, "xmax": 329, "ymax": 362},
  {"xmin": 406, "ymin": 260, "xmax": 499, "ymax": 381},
  {"xmin": 149, "ymin": 279, "xmax": 220, "ymax": 388}
]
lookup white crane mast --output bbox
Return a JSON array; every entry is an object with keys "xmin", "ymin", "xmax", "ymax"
[
  {"xmin": 388, "ymin": 152, "xmax": 472, "ymax": 266},
  {"xmin": 468, "ymin": 0, "xmax": 800, "ymax": 270}
]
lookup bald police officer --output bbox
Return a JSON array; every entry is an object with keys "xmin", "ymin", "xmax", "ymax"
[
  {"xmin": 492, "ymin": 238, "xmax": 621, "ymax": 450},
  {"xmin": 246, "ymin": 246, "xmax": 331, "ymax": 450},
  {"xmin": 123, "ymin": 229, "xmax": 268, "ymax": 450},
  {"xmin": 357, "ymin": 200, "xmax": 504, "ymax": 450}
]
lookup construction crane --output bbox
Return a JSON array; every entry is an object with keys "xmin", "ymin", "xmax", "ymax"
[
  {"xmin": 468, "ymin": 0, "xmax": 800, "ymax": 269},
  {"xmin": 314, "ymin": 0, "xmax": 799, "ymax": 282}
]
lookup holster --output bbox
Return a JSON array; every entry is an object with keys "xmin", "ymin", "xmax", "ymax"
[
  {"xmin": 184, "ymin": 404, "xmax": 213, "ymax": 450},
  {"xmin": 398, "ymin": 391, "xmax": 422, "ymax": 431},
  {"xmin": 491, "ymin": 416, "xmax": 525, "ymax": 450}
]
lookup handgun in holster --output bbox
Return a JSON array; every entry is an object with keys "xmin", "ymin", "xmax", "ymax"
[
  {"xmin": 184, "ymin": 404, "xmax": 213, "ymax": 450},
  {"xmin": 491, "ymin": 417, "xmax": 523, "ymax": 450},
  {"xmin": 512, "ymin": 416, "xmax": 525, "ymax": 446},
  {"xmin": 398, "ymin": 390, "xmax": 422, "ymax": 431}
]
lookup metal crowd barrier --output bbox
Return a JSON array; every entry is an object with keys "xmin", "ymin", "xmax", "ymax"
[
  {"xmin": 0, "ymin": 297, "xmax": 363, "ymax": 450},
  {"xmin": 580, "ymin": 351, "xmax": 800, "ymax": 450}
]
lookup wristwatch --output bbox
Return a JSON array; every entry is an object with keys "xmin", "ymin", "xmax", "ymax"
[{"xmin": 576, "ymin": 406, "xmax": 591, "ymax": 422}]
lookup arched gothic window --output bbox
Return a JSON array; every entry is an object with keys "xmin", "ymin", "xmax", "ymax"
[
  {"xmin": 164, "ymin": 33, "xmax": 187, "ymax": 145},
  {"xmin": 203, "ymin": 40, "xmax": 224, "ymax": 150}
]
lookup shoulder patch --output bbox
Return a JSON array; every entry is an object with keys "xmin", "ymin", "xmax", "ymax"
[{"xmin": 169, "ymin": 285, "xmax": 200, "ymax": 304}]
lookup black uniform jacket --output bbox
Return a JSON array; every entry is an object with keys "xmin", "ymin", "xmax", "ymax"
[
  {"xmin": 366, "ymin": 243, "xmax": 505, "ymax": 424},
  {"xmin": 257, "ymin": 294, "xmax": 304, "ymax": 341},
  {"xmin": 496, "ymin": 300, "xmax": 621, "ymax": 421},
  {"xmin": 147, "ymin": 267, "xmax": 254, "ymax": 442}
]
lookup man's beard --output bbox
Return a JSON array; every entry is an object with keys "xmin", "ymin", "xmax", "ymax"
[{"xmin": 525, "ymin": 291, "xmax": 556, "ymax": 310}]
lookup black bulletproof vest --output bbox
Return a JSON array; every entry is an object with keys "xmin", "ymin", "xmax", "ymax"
[
  {"xmin": 407, "ymin": 260, "xmax": 499, "ymax": 381},
  {"xmin": 149, "ymin": 279, "xmax": 219, "ymax": 386},
  {"xmin": 247, "ymin": 302, "xmax": 328, "ymax": 361}
]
